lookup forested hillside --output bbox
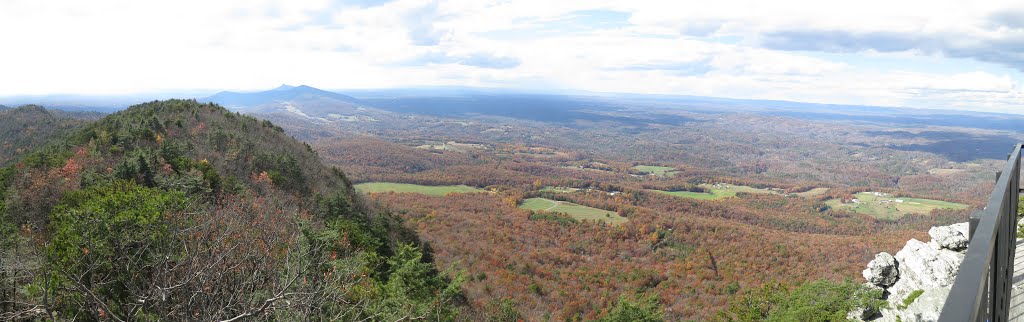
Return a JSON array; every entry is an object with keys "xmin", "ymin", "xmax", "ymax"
[
  {"xmin": 0, "ymin": 105, "xmax": 86, "ymax": 166},
  {"xmin": 0, "ymin": 100, "xmax": 463, "ymax": 320}
]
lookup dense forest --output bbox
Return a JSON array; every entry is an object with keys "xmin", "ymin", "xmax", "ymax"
[
  {"xmin": 0, "ymin": 106, "xmax": 88, "ymax": 166},
  {"xmin": 0, "ymin": 101, "xmax": 465, "ymax": 320}
]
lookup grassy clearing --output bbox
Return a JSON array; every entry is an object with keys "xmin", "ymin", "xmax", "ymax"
[
  {"xmin": 792, "ymin": 188, "xmax": 830, "ymax": 197},
  {"xmin": 519, "ymin": 197, "xmax": 627, "ymax": 225},
  {"xmin": 521, "ymin": 197, "xmax": 558, "ymax": 210},
  {"xmin": 652, "ymin": 183, "xmax": 776, "ymax": 200},
  {"xmin": 414, "ymin": 141, "xmax": 487, "ymax": 152},
  {"xmin": 633, "ymin": 165, "xmax": 678, "ymax": 177},
  {"xmin": 355, "ymin": 182, "xmax": 484, "ymax": 196},
  {"xmin": 825, "ymin": 192, "xmax": 970, "ymax": 220},
  {"xmin": 504, "ymin": 146, "xmax": 573, "ymax": 159}
]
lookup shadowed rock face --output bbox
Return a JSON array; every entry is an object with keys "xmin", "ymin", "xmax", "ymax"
[{"xmin": 856, "ymin": 222, "xmax": 969, "ymax": 322}]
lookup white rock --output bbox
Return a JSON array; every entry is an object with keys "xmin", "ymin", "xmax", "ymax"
[
  {"xmin": 889, "ymin": 239, "xmax": 964, "ymax": 299},
  {"xmin": 863, "ymin": 252, "xmax": 899, "ymax": 287},
  {"xmin": 866, "ymin": 222, "xmax": 971, "ymax": 322},
  {"xmin": 864, "ymin": 282, "xmax": 884, "ymax": 292},
  {"xmin": 951, "ymin": 222, "xmax": 970, "ymax": 238},
  {"xmin": 928, "ymin": 223, "xmax": 969, "ymax": 251},
  {"xmin": 876, "ymin": 288, "xmax": 950, "ymax": 322}
]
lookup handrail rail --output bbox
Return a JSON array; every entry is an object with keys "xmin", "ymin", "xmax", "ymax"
[{"xmin": 938, "ymin": 143, "xmax": 1021, "ymax": 321}]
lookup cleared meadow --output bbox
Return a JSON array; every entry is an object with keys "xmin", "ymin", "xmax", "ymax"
[
  {"xmin": 792, "ymin": 187, "xmax": 830, "ymax": 197},
  {"xmin": 633, "ymin": 165, "xmax": 678, "ymax": 177},
  {"xmin": 355, "ymin": 182, "xmax": 484, "ymax": 196},
  {"xmin": 652, "ymin": 183, "xmax": 777, "ymax": 200},
  {"xmin": 825, "ymin": 192, "xmax": 970, "ymax": 220},
  {"xmin": 519, "ymin": 197, "xmax": 628, "ymax": 225}
]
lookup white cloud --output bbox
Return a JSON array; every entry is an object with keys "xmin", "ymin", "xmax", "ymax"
[{"xmin": 1, "ymin": 0, "xmax": 1023, "ymax": 113}]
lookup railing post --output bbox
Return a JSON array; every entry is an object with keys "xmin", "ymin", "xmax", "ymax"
[
  {"xmin": 971, "ymin": 212, "xmax": 981, "ymax": 240},
  {"xmin": 1005, "ymin": 150, "xmax": 1021, "ymax": 320}
]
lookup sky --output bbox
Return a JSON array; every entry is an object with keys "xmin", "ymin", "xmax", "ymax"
[{"xmin": 2, "ymin": 0, "xmax": 1024, "ymax": 112}]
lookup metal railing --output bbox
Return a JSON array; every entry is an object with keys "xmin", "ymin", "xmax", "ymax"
[{"xmin": 939, "ymin": 143, "xmax": 1021, "ymax": 321}]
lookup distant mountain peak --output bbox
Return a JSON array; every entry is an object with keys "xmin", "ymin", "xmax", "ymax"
[
  {"xmin": 292, "ymin": 85, "xmax": 333, "ymax": 94},
  {"xmin": 200, "ymin": 84, "xmax": 365, "ymax": 115}
]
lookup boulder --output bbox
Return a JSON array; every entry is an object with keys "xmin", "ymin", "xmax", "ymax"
[
  {"xmin": 928, "ymin": 223, "xmax": 969, "ymax": 251},
  {"xmin": 863, "ymin": 252, "xmax": 899, "ymax": 287}
]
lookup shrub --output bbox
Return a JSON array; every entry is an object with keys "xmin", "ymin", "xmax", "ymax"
[
  {"xmin": 717, "ymin": 280, "xmax": 886, "ymax": 322},
  {"xmin": 486, "ymin": 298, "xmax": 521, "ymax": 322},
  {"xmin": 599, "ymin": 294, "xmax": 665, "ymax": 322},
  {"xmin": 46, "ymin": 180, "xmax": 185, "ymax": 318}
]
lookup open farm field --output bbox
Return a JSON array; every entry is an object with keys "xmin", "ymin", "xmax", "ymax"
[
  {"xmin": 653, "ymin": 183, "xmax": 778, "ymax": 200},
  {"xmin": 634, "ymin": 165, "xmax": 678, "ymax": 177},
  {"xmin": 825, "ymin": 192, "xmax": 970, "ymax": 220},
  {"xmin": 519, "ymin": 197, "xmax": 628, "ymax": 225},
  {"xmin": 355, "ymin": 182, "xmax": 484, "ymax": 196}
]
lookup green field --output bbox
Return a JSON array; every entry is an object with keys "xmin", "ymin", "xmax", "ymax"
[
  {"xmin": 519, "ymin": 198, "xmax": 627, "ymax": 225},
  {"xmin": 355, "ymin": 182, "xmax": 484, "ymax": 196},
  {"xmin": 825, "ymin": 192, "xmax": 970, "ymax": 220},
  {"xmin": 634, "ymin": 165, "xmax": 678, "ymax": 177},
  {"xmin": 792, "ymin": 187, "xmax": 830, "ymax": 197},
  {"xmin": 652, "ymin": 183, "xmax": 776, "ymax": 200}
]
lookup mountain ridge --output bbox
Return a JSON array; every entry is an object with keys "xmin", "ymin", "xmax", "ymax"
[{"xmin": 201, "ymin": 84, "xmax": 365, "ymax": 116}]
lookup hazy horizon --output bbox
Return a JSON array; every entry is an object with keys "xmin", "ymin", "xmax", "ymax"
[
  {"xmin": 5, "ymin": 83, "xmax": 1024, "ymax": 117},
  {"xmin": 3, "ymin": 1, "xmax": 1024, "ymax": 113}
]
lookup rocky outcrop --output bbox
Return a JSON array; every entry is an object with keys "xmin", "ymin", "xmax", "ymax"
[
  {"xmin": 854, "ymin": 222, "xmax": 970, "ymax": 322},
  {"xmin": 890, "ymin": 239, "xmax": 963, "ymax": 291},
  {"xmin": 928, "ymin": 223, "xmax": 969, "ymax": 251},
  {"xmin": 863, "ymin": 252, "xmax": 899, "ymax": 287}
]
